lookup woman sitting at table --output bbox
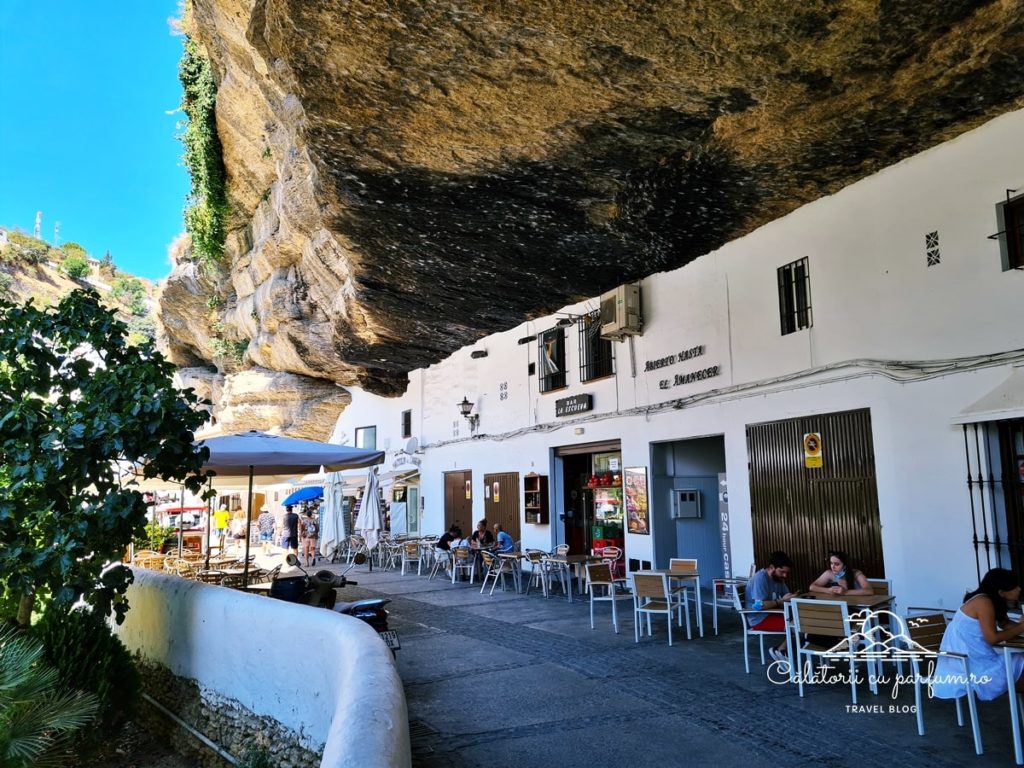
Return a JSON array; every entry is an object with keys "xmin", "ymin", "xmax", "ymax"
[
  {"xmin": 470, "ymin": 519, "xmax": 494, "ymax": 549},
  {"xmin": 933, "ymin": 568, "xmax": 1024, "ymax": 701},
  {"xmin": 807, "ymin": 550, "xmax": 873, "ymax": 596}
]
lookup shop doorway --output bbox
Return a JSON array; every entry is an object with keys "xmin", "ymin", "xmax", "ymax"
[
  {"xmin": 651, "ymin": 436, "xmax": 727, "ymax": 579},
  {"xmin": 443, "ymin": 470, "xmax": 473, "ymax": 533},
  {"xmin": 555, "ymin": 441, "xmax": 624, "ymax": 557}
]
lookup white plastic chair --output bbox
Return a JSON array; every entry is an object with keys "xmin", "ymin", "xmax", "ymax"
[{"xmin": 733, "ymin": 582, "xmax": 788, "ymax": 674}]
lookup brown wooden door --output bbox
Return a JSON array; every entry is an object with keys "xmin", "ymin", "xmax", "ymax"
[
  {"xmin": 746, "ymin": 408, "xmax": 883, "ymax": 591},
  {"xmin": 484, "ymin": 472, "xmax": 521, "ymax": 543},
  {"xmin": 444, "ymin": 470, "xmax": 473, "ymax": 533}
]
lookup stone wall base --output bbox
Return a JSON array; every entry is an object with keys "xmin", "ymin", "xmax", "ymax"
[{"xmin": 137, "ymin": 660, "xmax": 322, "ymax": 768}]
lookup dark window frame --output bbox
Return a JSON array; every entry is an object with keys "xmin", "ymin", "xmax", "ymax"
[
  {"xmin": 996, "ymin": 192, "xmax": 1024, "ymax": 271},
  {"xmin": 401, "ymin": 410, "xmax": 412, "ymax": 439},
  {"xmin": 354, "ymin": 425, "xmax": 377, "ymax": 450},
  {"xmin": 578, "ymin": 310, "xmax": 614, "ymax": 382},
  {"xmin": 538, "ymin": 328, "xmax": 567, "ymax": 393},
  {"xmin": 778, "ymin": 257, "xmax": 813, "ymax": 336}
]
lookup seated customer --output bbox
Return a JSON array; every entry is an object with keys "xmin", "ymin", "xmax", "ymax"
[
  {"xmin": 436, "ymin": 524, "xmax": 459, "ymax": 552},
  {"xmin": 746, "ymin": 550, "xmax": 797, "ymax": 664},
  {"xmin": 493, "ymin": 523, "xmax": 514, "ymax": 553},
  {"xmin": 471, "ymin": 519, "xmax": 494, "ymax": 549},
  {"xmin": 933, "ymin": 568, "xmax": 1024, "ymax": 701},
  {"xmin": 808, "ymin": 550, "xmax": 872, "ymax": 596}
]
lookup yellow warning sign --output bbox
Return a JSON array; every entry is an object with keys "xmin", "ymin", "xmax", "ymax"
[{"xmin": 804, "ymin": 432, "xmax": 823, "ymax": 469}]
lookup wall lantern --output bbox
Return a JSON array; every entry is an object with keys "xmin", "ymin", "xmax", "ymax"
[{"xmin": 458, "ymin": 396, "xmax": 479, "ymax": 430}]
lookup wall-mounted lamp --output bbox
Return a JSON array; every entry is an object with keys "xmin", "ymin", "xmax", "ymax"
[
  {"xmin": 470, "ymin": 349, "xmax": 488, "ymax": 359},
  {"xmin": 555, "ymin": 317, "xmax": 574, "ymax": 328},
  {"xmin": 516, "ymin": 335, "xmax": 534, "ymax": 345},
  {"xmin": 458, "ymin": 396, "xmax": 479, "ymax": 430}
]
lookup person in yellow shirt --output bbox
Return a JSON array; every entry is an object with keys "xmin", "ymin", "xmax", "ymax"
[{"xmin": 213, "ymin": 508, "xmax": 230, "ymax": 549}]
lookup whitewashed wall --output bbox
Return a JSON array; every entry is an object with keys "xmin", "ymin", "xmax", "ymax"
[
  {"xmin": 333, "ymin": 108, "xmax": 1024, "ymax": 609},
  {"xmin": 115, "ymin": 569, "xmax": 411, "ymax": 768}
]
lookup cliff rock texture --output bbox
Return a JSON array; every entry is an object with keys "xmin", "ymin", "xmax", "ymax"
[{"xmin": 163, "ymin": 0, "xmax": 1024, "ymax": 402}]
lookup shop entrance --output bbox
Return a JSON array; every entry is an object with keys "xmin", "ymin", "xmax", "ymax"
[
  {"xmin": 443, "ymin": 470, "xmax": 473, "ymax": 533},
  {"xmin": 556, "ymin": 441, "xmax": 624, "ymax": 558}
]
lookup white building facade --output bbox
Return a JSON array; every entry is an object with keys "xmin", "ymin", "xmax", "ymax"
[{"xmin": 333, "ymin": 108, "xmax": 1024, "ymax": 608}]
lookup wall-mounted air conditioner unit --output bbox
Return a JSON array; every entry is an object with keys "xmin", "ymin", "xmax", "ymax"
[{"xmin": 599, "ymin": 283, "xmax": 643, "ymax": 340}]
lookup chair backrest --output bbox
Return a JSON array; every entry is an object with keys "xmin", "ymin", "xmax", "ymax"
[
  {"xmin": 554, "ymin": 544, "xmax": 569, "ymax": 556},
  {"xmin": 790, "ymin": 598, "xmax": 851, "ymax": 639},
  {"xmin": 524, "ymin": 549, "xmax": 545, "ymax": 565},
  {"xmin": 480, "ymin": 551, "xmax": 496, "ymax": 569},
  {"xmin": 404, "ymin": 542, "xmax": 419, "ymax": 557},
  {"xmin": 599, "ymin": 546, "xmax": 623, "ymax": 561},
  {"xmin": 868, "ymin": 578, "xmax": 892, "ymax": 596},
  {"xmin": 669, "ymin": 558, "xmax": 697, "ymax": 574},
  {"xmin": 633, "ymin": 573, "xmax": 669, "ymax": 601},
  {"xmin": 586, "ymin": 562, "xmax": 613, "ymax": 585},
  {"xmin": 732, "ymin": 582, "xmax": 747, "ymax": 611},
  {"xmin": 906, "ymin": 612, "xmax": 948, "ymax": 652}
]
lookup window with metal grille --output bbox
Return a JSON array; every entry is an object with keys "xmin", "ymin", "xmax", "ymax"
[
  {"xmin": 995, "ymin": 192, "xmax": 1024, "ymax": 271},
  {"xmin": 355, "ymin": 426, "xmax": 376, "ymax": 450},
  {"xmin": 578, "ymin": 310, "xmax": 614, "ymax": 382},
  {"xmin": 538, "ymin": 328, "xmax": 566, "ymax": 393},
  {"xmin": 777, "ymin": 257, "xmax": 813, "ymax": 335},
  {"xmin": 401, "ymin": 410, "xmax": 412, "ymax": 439}
]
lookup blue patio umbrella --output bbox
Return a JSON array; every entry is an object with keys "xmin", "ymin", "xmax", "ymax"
[{"xmin": 283, "ymin": 486, "xmax": 324, "ymax": 506}]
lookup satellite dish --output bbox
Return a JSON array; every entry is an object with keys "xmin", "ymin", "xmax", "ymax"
[{"xmin": 405, "ymin": 437, "xmax": 419, "ymax": 454}]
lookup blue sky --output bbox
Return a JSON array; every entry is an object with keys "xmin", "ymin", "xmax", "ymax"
[{"xmin": 0, "ymin": 2, "xmax": 190, "ymax": 281}]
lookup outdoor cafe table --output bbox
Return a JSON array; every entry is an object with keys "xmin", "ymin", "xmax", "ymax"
[
  {"xmin": 638, "ymin": 568, "xmax": 706, "ymax": 637},
  {"xmin": 1002, "ymin": 638, "xmax": 1024, "ymax": 764},
  {"xmin": 782, "ymin": 592, "xmax": 897, "ymax": 688},
  {"xmin": 546, "ymin": 554, "xmax": 603, "ymax": 602}
]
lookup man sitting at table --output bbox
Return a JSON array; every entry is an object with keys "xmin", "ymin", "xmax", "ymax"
[
  {"xmin": 493, "ymin": 523, "xmax": 514, "ymax": 553},
  {"xmin": 746, "ymin": 550, "xmax": 797, "ymax": 665}
]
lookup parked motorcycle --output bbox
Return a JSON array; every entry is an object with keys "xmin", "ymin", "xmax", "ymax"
[{"xmin": 270, "ymin": 553, "xmax": 399, "ymax": 651}]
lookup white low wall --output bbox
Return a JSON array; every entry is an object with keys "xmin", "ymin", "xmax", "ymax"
[{"xmin": 114, "ymin": 568, "xmax": 411, "ymax": 768}]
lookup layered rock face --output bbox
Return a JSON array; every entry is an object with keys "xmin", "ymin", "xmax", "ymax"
[{"xmin": 162, "ymin": 0, "xmax": 1024, "ymax": 406}]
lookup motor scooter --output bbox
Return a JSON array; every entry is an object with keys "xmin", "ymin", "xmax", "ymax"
[{"xmin": 270, "ymin": 553, "xmax": 399, "ymax": 651}]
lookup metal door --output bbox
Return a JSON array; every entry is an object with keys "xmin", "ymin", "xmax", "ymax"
[
  {"xmin": 672, "ymin": 475, "xmax": 724, "ymax": 579},
  {"xmin": 484, "ymin": 472, "xmax": 521, "ymax": 543},
  {"xmin": 746, "ymin": 408, "xmax": 883, "ymax": 591},
  {"xmin": 443, "ymin": 470, "xmax": 473, "ymax": 533}
]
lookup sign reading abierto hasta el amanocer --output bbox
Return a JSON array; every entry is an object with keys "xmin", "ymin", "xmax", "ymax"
[
  {"xmin": 555, "ymin": 393, "xmax": 593, "ymax": 417},
  {"xmin": 644, "ymin": 343, "xmax": 721, "ymax": 390}
]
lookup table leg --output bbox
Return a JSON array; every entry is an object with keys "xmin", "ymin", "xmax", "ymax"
[
  {"xmin": 695, "ymin": 576, "xmax": 704, "ymax": 638},
  {"xmin": 1007, "ymin": 648, "xmax": 1023, "ymax": 765}
]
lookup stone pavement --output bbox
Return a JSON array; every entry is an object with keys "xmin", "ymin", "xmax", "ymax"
[{"xmin": 308, "ymin": 558, "xmax": 1019, "ymax": 768}]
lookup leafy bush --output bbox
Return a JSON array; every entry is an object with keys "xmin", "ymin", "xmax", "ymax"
[
  {"xmin": 110, "ymin": 276, "xmax": 147, "ymax": 315},
  {"xmin": 179, "ymin": 38, "xmax": 228, "ymax": 267},
  {"xmin": 4, "ymin": 231, "xmax": 50, "ymax": 264},
  {"xmin": 126, "ymin": 314, "xmax": 157, "ymax": 344},
  {"xmin": 33, "ymin": 605, "xmax": 140, "ymax": 756},
  {"xmin": 0, "ymin": 272, "xmax": 12, "ymax": 300},
  {"xmin": 0, "ymin": 624, "xmax": 98, "ymax": 767},
  {"xmin": 61, "ymin": 242, "xmax": 87, "ymax": 260},
  {"xmin": 63, "ymin": 254, "xmax": 90, "ymax": 279}
]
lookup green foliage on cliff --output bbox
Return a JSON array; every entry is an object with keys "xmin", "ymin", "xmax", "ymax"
[
  {"xmin": 62, "ymin": 254, "xmax": 90, "ymax": 279},
  {"xmin": 179, "ymin": 38, "xmax": 228, "ymax": 268}
]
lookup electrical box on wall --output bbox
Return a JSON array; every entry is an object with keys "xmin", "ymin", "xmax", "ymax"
[{"xmin": 672, "ymin": 489, "xmax": 701, "ymax": 519}]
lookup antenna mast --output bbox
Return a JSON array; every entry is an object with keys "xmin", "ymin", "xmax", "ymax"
[
  {"xmin": 34, "ymin": 211, "xmax": 42, "ymax": 240},
  {"xmin": 54, "ymin": 221, "xmax": 60, "ymax": 245}
]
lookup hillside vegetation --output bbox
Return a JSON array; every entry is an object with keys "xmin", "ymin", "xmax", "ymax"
[{"xmin": 0, "ymin": 229, "xmax": 156, "ymax": 344}]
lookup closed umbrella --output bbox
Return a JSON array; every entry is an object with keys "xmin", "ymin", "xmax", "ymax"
[
  {"xmin": 320, "ymin": 471, "xmax": 346, "ymax": 561},
  {"xmin": 355, "ymin": 467, "xmax": 383, "ymax": 568}
]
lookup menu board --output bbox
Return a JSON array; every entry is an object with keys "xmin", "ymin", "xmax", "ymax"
[{"xmin": 624, "ymin": 466, "xmax": 650, "ymax": 535}]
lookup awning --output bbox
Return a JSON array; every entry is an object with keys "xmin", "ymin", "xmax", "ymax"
[
  {"xmin": 378, "ymin": 469, "xmax": 419, "ymax": 487},
  {"xmin": 952, "ymin": 366, "xmax": 1024, "ymax": 424}
]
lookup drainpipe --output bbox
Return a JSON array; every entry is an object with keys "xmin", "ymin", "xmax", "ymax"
[{"xmin": 141, "ymin": 693, "xmax": 239, "ymax": 766}]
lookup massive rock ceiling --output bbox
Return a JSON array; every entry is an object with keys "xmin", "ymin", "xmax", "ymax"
[{"xmin": 162, "ymin": 0, "xmax": 1024, "ymax": 398}]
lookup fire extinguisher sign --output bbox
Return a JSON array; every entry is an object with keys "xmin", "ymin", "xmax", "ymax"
[{"xmin": 804, "ymin": 432, "xmax": 823, "ymax": 469}]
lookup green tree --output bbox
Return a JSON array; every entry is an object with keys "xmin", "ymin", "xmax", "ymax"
[
  {"xmin": 0, "ymin": 624, "xmax": 98, "ymax": 767},
  {"xmin": 0, "ymin": 290, "xmax": 211, "ymax": 626},
  {"xmin": 62, "ymin": 254, "xmax": 90, "ymax": 279},
  {"xmin": 110, "ymin": 277, "xmax": 147, "ymax": 316},
  {"xmin": 99, "ymin": 251, "xmax": 115, "ymax": 278},
  {"xmin": 60, "ymin": 243, "xmax": 87, "ymax": 261}
]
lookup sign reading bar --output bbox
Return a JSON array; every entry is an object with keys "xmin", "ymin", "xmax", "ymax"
[{"xmin": 555, "ymin": 393, "xmax": 593, "ymax": 417}]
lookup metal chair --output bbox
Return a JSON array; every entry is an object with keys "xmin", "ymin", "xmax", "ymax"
[
  {"xmin": 479, "ymin": 550, "xmax": 515, "ymax": 595},
  {"xmin": 451, "ymin": 547, "xmax": 476, "ymax": 584},
  {"xmin": 733, "ymin": 582, "xmax": 788, "ymax": 673},
  {"xmin": 713, "ymin": 563, "xmax": 754, "ymax": 635},
  {"xmin": 669, "ymin": 558, "xmax": 702, "ymax": 638},
  {"xmin": 401, "ymin": 541, "xmax": 423, "ymax": 575},
  {"xmin": 428, "ymin": 547, "xmax": 451, "ymax": 581},
  {"xmin": 632, "ymin": 573, "xmax": 686, "ymax": 646},
  {"xmin": 789, "ymin": 598, "xmax": 864, "ymax": 703},
  {"xmin": 523, "ymin": 549, "xmax": 549, "ymax": 597},
  {"xmin": 586, "ymin": 562, "xmax": 631, "ymax": 634}
]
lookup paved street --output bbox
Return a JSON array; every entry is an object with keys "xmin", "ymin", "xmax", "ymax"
[{"xmin": 318, "ymin": 561, "xmax": 1019, "ymax": 768}]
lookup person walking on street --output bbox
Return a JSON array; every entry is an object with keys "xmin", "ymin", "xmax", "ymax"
[
  {"xmin": 282, "ymin": 505, "xmax": 300, "ymax": 557},
  {"xmin": 301, "ymin": 508, "xmax": 320, "ymax": 566}
]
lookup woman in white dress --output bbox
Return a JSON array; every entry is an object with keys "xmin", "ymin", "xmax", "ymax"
[{"xmin": 933, "ymin": 568, "xmax": 1024, "ymax": 701}]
